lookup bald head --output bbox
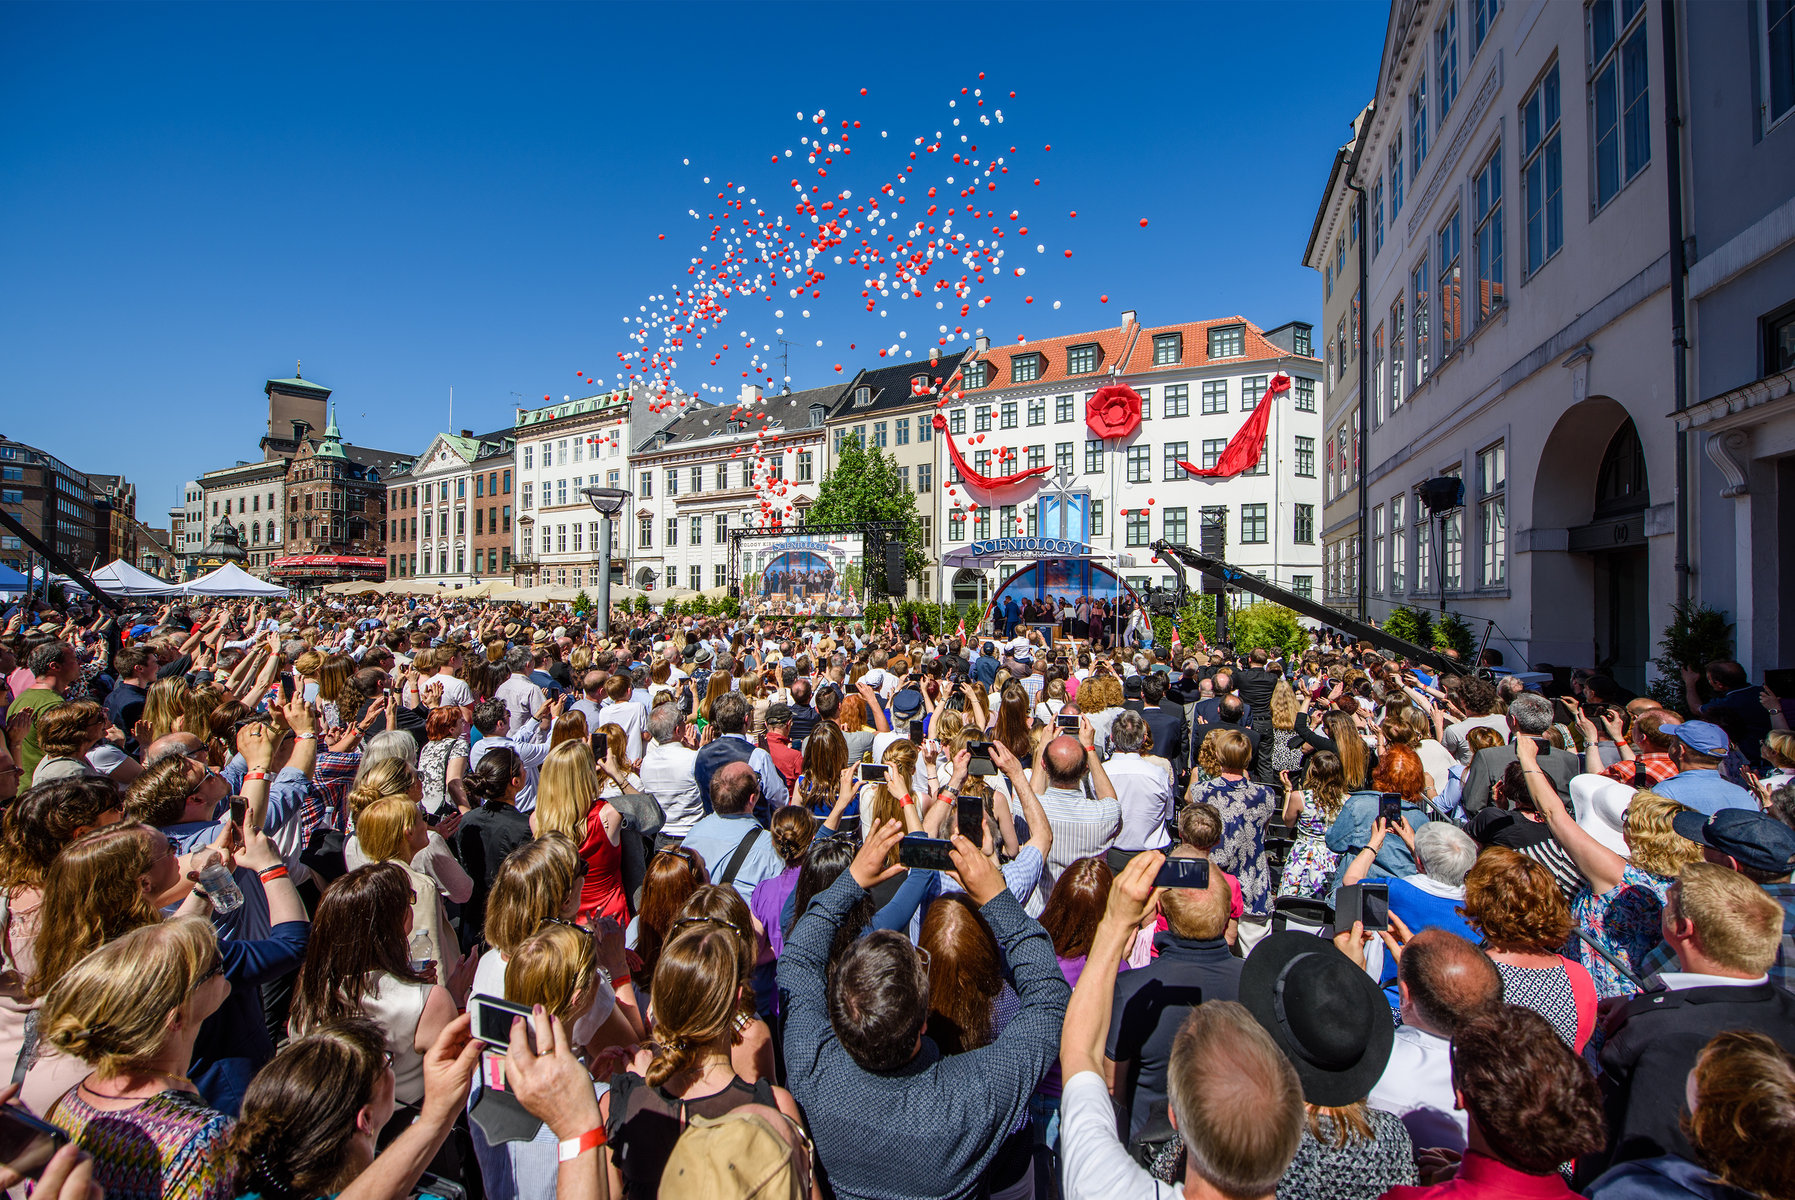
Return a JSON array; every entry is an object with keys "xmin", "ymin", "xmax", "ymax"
[
  {"xmin": 145, "ymin": 732, "xmax": 204, "ymax": 769},
  {"xmin": 710, "ymin": 760, "xmax": 759, "ymax": 815},
  {"xmin": 1043, "ymin": 736, "xmax": 1088, "ymax": 789},
  {"xmin": 1398, "ymin": 929, "xmax": 1503, "ymax": 1037}
]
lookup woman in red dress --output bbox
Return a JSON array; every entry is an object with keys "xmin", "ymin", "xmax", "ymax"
[{"xmin": 530, "ymin": 740, "xmax": 628, "ymax": 925}]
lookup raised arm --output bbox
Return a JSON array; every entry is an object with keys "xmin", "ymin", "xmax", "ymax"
[
  {"xmin": 992, "ymin": 741, "xmax": 1051, "ymax": 862},
  {"xmin": 1079, "ymin": 716, "xmax": 1117, "ymax": 803},
  {"xmin": 1516, "ymin": 735, "xmax": 1623, "ymax": 894},
  {"xmin": 1062, "ymin": 851, "xmax": 1159, "ymax": 1079}
]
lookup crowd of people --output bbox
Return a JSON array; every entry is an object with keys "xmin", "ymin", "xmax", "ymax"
[{"xmin": 0, "ymin": 587, "xmax": 1792, "ymax": 1200}]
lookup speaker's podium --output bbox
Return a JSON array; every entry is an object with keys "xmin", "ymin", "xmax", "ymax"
[{"xmin": 1027, "ymin": 623, "xmax": 1058, "ymax": 646}]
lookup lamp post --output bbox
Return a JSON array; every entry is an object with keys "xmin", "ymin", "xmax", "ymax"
[{"xmin": 581, "ymin": 485, "xmax": 631, "ymax": 636}]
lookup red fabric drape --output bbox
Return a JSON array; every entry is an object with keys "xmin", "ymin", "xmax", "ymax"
[
  {"xmin": 931, "ymin": 413, "xmax": 1053, "ymax": 489},
  {"xmin": 1178, "ymin": 374, "xmax": 1292, "ymax": 478}
]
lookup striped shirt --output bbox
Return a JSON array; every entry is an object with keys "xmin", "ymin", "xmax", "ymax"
[{"xmin": 1038, "ymin": 785, "xmax": 1122, "ymax": 890}]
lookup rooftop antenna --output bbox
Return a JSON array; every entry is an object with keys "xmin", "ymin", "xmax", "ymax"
[
  {"xmin": 448, "ymin": 386, "xmax": 454, "ymax": 432},
  {"xmin": 778, "ymin": 339, "xmax": 795, "ymax": 395},
  {"xmin": 295, "ymin": 358, "xmax": 302, "ymax": 379}
]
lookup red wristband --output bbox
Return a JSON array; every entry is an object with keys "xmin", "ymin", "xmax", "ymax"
[
  {"xmin": 245, "ymin": 771, "xmax": 268, "ymax": 782},
  {"xmin": 259, "ymin": 866, "xmax": 288, "ymax": 883},
  {"xmin": 558, "ymin": 1126, "xmax": 605, "ymax": 1161}
]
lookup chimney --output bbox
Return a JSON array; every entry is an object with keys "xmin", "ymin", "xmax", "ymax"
[
  {"xmin": 460, "ymin": 429, "xmax": 473, "ymax": 439},
  {"xmin": 929, "ymin": 347, "xmax": 941, "ymax": 362},
  {"xmin": 290, "ymin": 419, "xmax": 311, "ymax": 442},
  {"xmin": 740, "ymin": 383, "xmax": 763, "ymax": 403},
  {"xmin": 1121, "ymin": 309, "xmax": 1137, "ymax": 328},
  {"xmin": 974, "ymin": 335, "xmax": 990, "ymax": 352}
]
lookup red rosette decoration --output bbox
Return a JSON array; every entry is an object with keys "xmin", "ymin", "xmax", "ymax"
[{"xmin": 1085, "ymin": 385, "xmax": 1143, "ymax": 440}]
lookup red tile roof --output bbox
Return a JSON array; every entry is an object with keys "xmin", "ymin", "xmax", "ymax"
[
  {"xmin": 1121, "ymin": 317, "xmax": 1309, "ymax": 374},
  {"xmin": 958, "ymin": 320, "xmax": 1141, "ymax": 392}
]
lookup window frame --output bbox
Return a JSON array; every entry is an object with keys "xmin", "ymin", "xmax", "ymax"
[
  {"xmin": 1588, "ymin": 0, "xmax": 1652, "ymax": 214},
  {"xmin": 1152, "ymin": 333, "xmax": 1182, "ymax": 365},
  {"xmin": 1437, "ymin": 208, "xmax": 1463, "ymax": 359},
  {"xmin": 1240, "ymin": 503, "xmax": 1269, "ymax": 545},
  {"xmin": 1163, "ymin": 442, "xmax": 1189, "ymax": 480},
  {"xmin": 1206, "ymin": 325, "xmax": 1246, "ymax": 359},
  {"xmin": 1011, "ymin": 353, "xmax": 1042, "ymax": 384},
  {"xmin": 1066, "ymin": 343, "xmax": 1100, "ymax": 375},
  {"xmin": 1126, "ymin": 445, "xmax": 1151, "ymax": 483},
  {"xmin": 1474, "ymin": 144, "xmax": 1506, "ymax": 325},
  {"xmin": 1202, "ymin": 380, "xmax": 1228, "ymax": 414}
]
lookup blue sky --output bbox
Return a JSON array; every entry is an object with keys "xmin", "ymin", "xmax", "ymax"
[{"xmin": 0, "ymin": 1, "xmax": 1387, "ymax": 528}]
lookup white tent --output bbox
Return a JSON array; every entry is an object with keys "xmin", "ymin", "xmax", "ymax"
[
  {"xmin": 89, "ymin": 559, "xmax": 183, "ymax": 598},
  {"xmin": 182, "ymin": 562, "xmax": 290, "ymax": 598}
]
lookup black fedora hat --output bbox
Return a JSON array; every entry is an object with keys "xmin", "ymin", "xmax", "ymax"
[{"xmin": 1240, "ymin": 932, "xmax": 1395, "ymax": 1108}]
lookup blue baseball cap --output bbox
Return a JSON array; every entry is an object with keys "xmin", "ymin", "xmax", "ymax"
[
  {"xmin": 1671, "ymin": 807, "xmax": 1795, "ymax": 876},
  {"xmin": 1666, "ymin": 720, "xmax": 1730, "ymax": 756}
]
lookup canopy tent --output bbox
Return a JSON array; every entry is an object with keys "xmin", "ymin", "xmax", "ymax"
[
  {"xmin": 322, "ymin": 581, "xmax": 385, "ymax": 595},
  {"xmin": 182, "ymin": 562, "xmax": 290, "ymax": 598},
  {"xmin": 696, "ymin": 585, "xmax": 733, "ymax": 601},
  {"xmin": 0, "ymin": 564, "xmax": 27, "ymax": 597},
  {"xmin": 89, "ymin": 559, "xmax": 183, "ymax": 598}
]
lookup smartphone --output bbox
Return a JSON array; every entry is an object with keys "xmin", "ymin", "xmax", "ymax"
[
  {"xmin": 909, "ymin": 718, "xmax": 926, "ymax": 743},
  {"xmin": 1055, "ymin": 713, "xmax": 1079, "ymax": 734},
  {"xmin": 1154, "ymin": 857, "xmax": 1211, "ymax": 890},
  {"xmin": 966, "ymin": 740, "xmax": 997, "ymax": 777},
  {"xmin": 1378, "ymin": 793, "xmax": 1404, "ymax": 825},
  {"xmin": 857, "ymin": 763, "xmax": 890, "ymax": 783},
  {"xmin": 0, "ymin": 1105, "xmax": 69, "ymax": 1179},
  {"xmin": 896, "ymin": 836, "xmax": 956, "ymax": 871},
  {"xmin": 1764, "ymin": 668, "xmax": 1795, "ymax": 698},
  {"xmin": 278, "ymin": 675, "xmax": 295, "ymax": 702},
  {"xmin": 229, "ymin": 798, "xmax": 247, "ymax": 829},
  {"xmin": 956, "ymin": 794, "xmax": 984, "ymax": 842},
  {"xmin": 468, "ymin": 993, "xmax": 538, "ymax": 1051},
  {"xmin": 1336, "ymin": 882, "xmax": 1392, "ymax": 933},
  {"xmin": 1529, "ymin": 736, "xmax": 1552, "ymax": 753}
]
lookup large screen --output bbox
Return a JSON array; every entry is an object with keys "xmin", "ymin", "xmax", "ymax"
[{"xmin": 744, "ymin": 533, "xmax": 864, "ymax": 614}]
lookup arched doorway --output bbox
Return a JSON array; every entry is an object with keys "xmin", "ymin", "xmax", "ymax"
[
  {"xmin": 634, "ymin": 566, "xmax": 659, "ymax": 590},
  {"xmin": 951, "ymin": 568, "xmax": 988, "ymax": 608},
  {"xmin": 1587, "ymin": 424, "xmax": 1650, "ymax": 691}
]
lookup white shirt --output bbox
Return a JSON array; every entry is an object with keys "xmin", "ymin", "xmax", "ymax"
[
  {"xmin": 494, "ymin": 673, "xmax": 546, "ymax": 735},
  {"xmin": 1038, "ymin": 785, "xmax": 1122, "ymax": 890},
  {"xmin": 1105, "ymin": 753, "xmax": 1174, "ymax": 852},
  {"xmin": 430, "ymin": 672, "xmax": 473, "ymax": 707},
  {"xmin": 1061, "ymin": 1071, "xmax": 1182, "ymax": 1199},
  {"xmin": 1657, "ymin": 970, "xmax": 1769, "ymax": 990},
  {"xmin": 1366, "ymin": 1023, "xmax": 1464, "ymax": 1152},
  {"xmin": 597, "ymin": 698, "xmax": 649, "ymax": 762},
  {"xmin": 1441, "ymin": 714, "xmax": 1508, "ymax": 765},
  {"xmin": 639, "ymin": 739, "xmax": 704, "ymax": 837}
]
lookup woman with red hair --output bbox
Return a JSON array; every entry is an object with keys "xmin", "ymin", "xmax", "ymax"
[
  {"xmin": 1322, "ymin": 743, "xmax": 1436, "ymax": 896},
  {"xmin": 417, "ymin": 704, "xmax": 470, "ymax": 817}
]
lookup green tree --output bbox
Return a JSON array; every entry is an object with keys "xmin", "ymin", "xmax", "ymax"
[
  {"xmin": 631, "ymin": 594, "xmax": 652, "ymax": 616},
  {"xmin": 1229, "ymin": 602, "xmax": 1309, "ymax": 661},
  {"xmin": 1381, "ymin": 605, "xmax": 1434, "ymax": 649},
  {"xmin": 1650, "ymin": 601, "xmax": 1735, "ymax": 714},
  {"xmin": 806, "ymin": 437, "xmax": 929, "ymax": 588},
  {"xmin": 571, "ymin": 590, "xmax": 593, "ymax": 616},
  {"xmin": 1433, "ymin": 611, "xmax": 1473, "ymax": 658}
]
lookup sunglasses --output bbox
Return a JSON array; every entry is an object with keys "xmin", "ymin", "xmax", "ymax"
[{"xmin": 193, "ymin": 956, "xmax": 224, "ymax": 990}]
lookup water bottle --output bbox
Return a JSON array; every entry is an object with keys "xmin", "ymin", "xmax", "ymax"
[
  {"xmin": 195, "ymin": 860, "xmax": 244, "ymax": 914},
  {"xmin": 408, "ymin": 929, "xmax": 435, "ymax": 974}
]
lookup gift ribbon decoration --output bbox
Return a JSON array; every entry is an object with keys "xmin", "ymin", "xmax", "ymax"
[
  {"xmin": 1178, "ymin": 374, "xmax": 1292, "ymax": 478},
  {"xmin": 931, "ymin": 412, "xmax": 1053, "ymax": 490}
]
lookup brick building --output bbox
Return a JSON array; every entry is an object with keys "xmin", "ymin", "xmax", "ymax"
[
  {"xmin": 269, "ymin": 409, "xmax": 392, "ymax": 587},
  {"xmin": 0, "ymin": 436, "xmax": 106, "ymax": 574}
]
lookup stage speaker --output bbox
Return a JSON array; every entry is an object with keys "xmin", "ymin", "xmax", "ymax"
[
  {"xmin": 883, "ymin": 543, "xmax": 906, "ymax": 595},
  {"xmin": 1418, "ymin": 476, "xmax": 1465, "ymax": 513},
  {"xmin": 1198, "ymin": 519, "xmax": 1226, "ymax": 595},
  {"xmin": 729, "ymin": 585, "xmax": 740, "ymax": 600}
]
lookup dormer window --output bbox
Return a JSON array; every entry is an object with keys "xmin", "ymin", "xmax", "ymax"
[
  {"xmin": 1011, "ymin": 353, "xmax": 1042, "ymax": 384},
  {"xmin": 727, "ymin": 418, "xmax": 748, "ymax": 434},
  {"xmin": 852, "ymin": 386, "xmax": 873, "ymax": 407},
  {"xmin": 910, "ymin": 374, "xmax": 933, "ymax": 396},
  {"xmin": 1066, "ymin": 344, "xmax": 1100, "ymax": 375},
  {"xmin": 962, "ymin": 360, "xmax": 989, "ymax": 389},
  {"xmin": 1208, "ymin": 324, "xmax": 1247, "ymax": 358},
  {"xmin": 1152, "ymin": 333, "xmax": 1183, "ymax": 365},
  {"xmin": 809, "ymin": 404, "xmax": 826, "ymax": 427}
]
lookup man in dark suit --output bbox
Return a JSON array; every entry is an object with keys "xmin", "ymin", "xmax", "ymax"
[
  {"xmin": 1189, "ymin": 668, "xmax": 1252, "ymax": 732},
  {"xmin": 1459, "ymin": 692, "xmax": 1577, "ymax": 814},
  {"xmin": 1234, "ymin": 648, "xmax": 1280, "ymax": 733},
  {"xmin": 1139, "ymin": 672, "xmax": 1188, "ymax": 786},
  {"xmin": 1596, "ymin": 860, "xmax": 1795, "ymax": 1172}
]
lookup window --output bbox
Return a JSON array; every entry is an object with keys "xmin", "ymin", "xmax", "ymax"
[
  {"xmin": 523, "ymin": 446, "xmax": 533, "ymax": 469},
  {"xmin": 502, "ymin": 506, "xmax": 510, "ymax": 532},
  {"xmin": 1027, "ymin": 396, "xmax": 1046, "ymax": 425},
  {"xmin": 918, "ymin": 415, "xmax": 931, "ymax": 441},
  {"xmin": 1152, "ymin": 333, "xmax": 1182, "ymax": 365},
  {"xmin": 689, "ymin": 515, "xmax": 703, "ymax": 545},
  {"xmin": 639, "ymin": 470, "xmax": 652, "ymax": 498},
  {"xmin": 1139, "ymin": 388, "xmax": 1151, "ymax": 420},
  {"xmin": 1767, "ymin": 0, "xmax": 1795, "ymax": 127},
  {"xmin": 1241, "ymin": 375, "xmax": 1268, "ymax": 412},
  {"xmin": 1336, "ymin": 237, "xmax": 1346, "ymax": 281},
  {"xmin": 715, "ymin": 564, "xmax": 728, "ymax": 587},
  {"xmin": 974, "ymin": 508, "xmax": 990, "ymax": 539},
  {"xmin": 1244, "ymin": 442, "xmax": 1269, "ymax": 476},
  {"xmin": 962, "ymin": 360, "xmax": 989, "ymax": 388},
  {"xmin": 713, "ymin": 512, "xmax": 729, "ymax": 543},
  {"xmin": 716, "ymin": 463, "xmax": 730, "ymax": 489},
  {"xmin": 639, "ymin": 516, "xmax": 652, "ymax": 547},
  {"xmin": 1164, "ymin": 442, "xmax": 1189, "ymax": 479},
  {"xmin": 852, "ymin": 385, "xmax": 872, "ymax": 408},
  {"xmin": 1295, "ymin": 436, "xmax": 1316, "ymax": 477},
  {"xmin": 1523, "ymin": 64, "xmax": 1565, "ymax": 274},
  {"xmin": 975, "ymin": 450, "xmax": 991, "ymax": 477},
  {"xmin": 796, "ymin": 450, "xmax": 814, "ymax": 482},
  {"xmin": 1293, "ymin": 575, "xmax": 1314, "ymax": 601},
  {"xmin": 1373, "ymin": 176, "xmax": 1385, "ymax": 255},
  {"xmin": 949, "ymin": 408, "xmax": 966, "ymax": 435},
  {"xmin": 556, "ymin": 479, "xmax": 567, "ymax": 506},
  {"xmin": 1207, "ymin": 325, "xmax": 1245, "ymax": 358},
  {"xmin": 1126, "ymin": 510, "xmax": 1150, "ymax": 546},
  {"xmin": 1287, "ymin": 376, "xmax": 1313, "ymax": 414},
  {"xmin": 1478, "ymin": 441, "xmax": 1508, "ymax": 585},
  {"xmin": 809, "ymin": 404, "xmax": 826, "ymax": 427},
  {"xmin": 1390, "ymin": 131, "xmax": 1405, "ymax": 218},
  {"xmin": 1475, "ymin": 0, "xmax": 1502, "ymax": 49},
  {"xmin": 918, "ymin": 464, "xmax": 932, "ymax": 491},
  {"xmin": 666, "ymin": 517, "xmax": 678, "ymax": 546},
  {"xmin": 1240, "ymin": 504, "xmax": 1268, "ymax": 544},
  {"xmin": 1012, "ymin": 353, "xmax": 1041, "ymax": 383},
  {"xmin": 1437, "ymin": 4, "xmax": 1459, "ymax": 122},
  {"xmin": 1027, "ymin": 445, "xmax": 1046, "ymax": 470},
  {"xmin": 1085, "ymin": 439, "xmax": 1103, "ymax": 474},
  {"xmin": 687, "ymin": 465, "xmax": 701, "ymax": 493},
  {"xmin": 1055, "ymin": 394, "xmax": 1074, "ymax": 422},
  {"xmin": 1371, "ymin": 504, "xmax": 1386, "ymax": 594},
  {"xmin": 1294, "ymin": 503, "xmax": 1315, "ymax": 544},
  {"xmin": 555, "ymin": 524, "xmax": 567, "ymax": 553},
  {"xmin": 873, "ymin": 421, "xmax": 888, "ymax": 448},
  {"xmin": 1057, "ymin": 442, "xmax": 1075, "ymax": 474},
  {"xmin": 1412, "ymin": 255, "xmax": 1431, "ymax": 384},
  {"xmin": 1201, "ymin": 439, "xmax": 1226, "ymax": 470},
  {"xmin": 853, "ymin": 424, "xmax": 866, "ymax": 445},
  {"xmin": 688, "ymin": 565, "xmax": 702, "ymax": 590},
  {"xmin": 949, "ymin": 508, "xmax": 966, "ymax": 540},
  {"xmin": 541, "ymin": 442, "xmax": 554, "ymax": 468},
  {"xmin": 1126, "ymin": 445, "xmax": 1151, "ymax": 482},
  {"xmin": 522, "ymin": 482, "xmax": 534, "ymax": 510},
  {"xmin": 474, "ymin": 508, "xmax": 484, "ymax": 536},
  {"xmin": 1162, "ymin": 506, "xmax": 1188, "ymax": 543},
  {"xmin": 1000, "ymin": 504, "xmax": 1017, "ymax": 536},
  {"xmin": 1390, "ymin": 298, "xmax": 1407, "ymax": 409},
  {"xmin": 1000, "ymin": 402, "xmax": 1017, "ymax": 429},
  {"xmin": 1589, "ymin": 0, "xmax": 1651, "ymax": 211},
  {"xmin": 974, "ymin": 407, "xmax": 991, "ymax": 433},
  {"xmin": 1390, "ymin": 495, "xmax": 1407, "ymax": 592},
  {"xmin": 1163, "ymin": 384, "xmax": 1189, "ymax": 418},
  {"xmin": 895, "ymin": 417, "xmax": 910, "ymax": 446},
  {"xmin": 1091, "ymin": 500, "xmax": 1104, "ymax": 536},
  {"xmin": 1067, "ymin": 343, "xmax": 1099, "ymax": 374},
  {"xmin": 666, "ymin": 468, "xmax": 678, "ymax": 496},
  {"xmin": 1438, "ymin": 210, "xmax": 1462, "ymax": 358},
  {"xmin": 1473, "ymin": 147, "xmax": 1505, "ymax": 325},
  {"xmin": 1410, "ymin": 75, "xmax": 1429, "ymax": 174},
  {"xmin": 1202, "ymin": 381, "xmax": 1228, "ymax": 414}
]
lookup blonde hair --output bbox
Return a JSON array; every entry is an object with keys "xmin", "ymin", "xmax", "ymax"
[
  {"xmin": 483, "ymin": 832, "xmax": 580, "ymax": 953},
  {"xmin": 347, "ymin": 757, "xmax": 416, "ymax": 824},
  {"xmin": 1079, "ymin": 675, "xmax": 1123, "ymax": 714},
  {"xmin": 867, "ymin": 740, "xmax": 919, "ymax": 865},
  {"xmin": 1624, "ymin": 791, "xmax": 1705, "ymax": 878},
  {"xmin": 536, "ymin": 741, "xmax": 601, "ymax": 843},
  {"xmin": 143, "ymin": 677, "xmax": 190, "ymax": 744},
  {"xmin": 356, "ymin": 796, "xmax": 420, "ymax": 864},
  {"xmin": 1270, "ymin": 681, "xmax": 1299, "ymax": 732},
  {"xmin": 549, "ymin": 710, "xmax": 589, "ymax": 750},
  {"xmin": 41, "ymin": 915, "xmax": 218, "ymax": 1076},
  {"xmin": 1670, "ymin": 860, "xmax": 1785, "ymax": 976},
  {"xmin": 505, "ymin": 922, "xmax": 596, "ymax": 1024}
]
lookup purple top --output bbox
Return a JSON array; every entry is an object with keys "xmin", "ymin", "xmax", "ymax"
[
  {"xmin": 1037, "ymin": 952, "xmax": 1127, "ymax": 1098},
  {"xmin": 752, "ymin": 865, "xmax": 803, "ymax": 958}
]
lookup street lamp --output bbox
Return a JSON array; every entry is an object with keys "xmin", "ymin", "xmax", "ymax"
[{"xmin": 581, "ymin": 485, "xmax": 631, "ymax": 636}]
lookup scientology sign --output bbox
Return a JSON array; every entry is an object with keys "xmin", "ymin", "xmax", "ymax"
[{"xmin": 968, "ymin": 537, "xmax": 1093, "ymax": 558}]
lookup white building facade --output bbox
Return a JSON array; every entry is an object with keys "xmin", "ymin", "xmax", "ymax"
[{"xmin": 513, "ymin": 392, "xmax": 632, "ymax": 591}]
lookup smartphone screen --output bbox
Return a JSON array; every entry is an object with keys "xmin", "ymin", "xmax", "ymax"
[
  {"xmin": 1154, "ymin": 857, "xmax": 1211, "ymax": 889},
  {"xmin": 278, "ymin": 675, "xmax": 295, "ymax": 701},
  {"xmin": 858, "ymin": 763, "xmax": 889, "ymax": 783},
  {"xmin": 0, "ymin": 1106, "xmax": 68, "ymax": 1180},
  {"xmin": 469, "ymin": 994, "xmax": 536, "ymax": 1050},
  {"xmin": 966, "ymin": 741, "xmax": 997, "ymax": 777},
  {"xmin": 909, "ymin": 718, "xmax": 925, "ymax": 743},
  {"xmin": 956, "ymin": 795, "xmax": 984, "ymax": 842},
  {"xmin": 229, "ymin": 798, "xmax": 247, "ymax": 829},
  {"xmin": 896, "ymin": 836, "xmax": 956, "ymax": 871},
  {"xmin": 1378, "ymin": 793, "xmax": 1403, "ymax": 825},
  {"xmin": 1360, "ymin": 883, "xmax": 1391, "ymax": 932},
  {"xmin": 1056, "ymin": 714, "xmax": 1079, "ymax": 733}
]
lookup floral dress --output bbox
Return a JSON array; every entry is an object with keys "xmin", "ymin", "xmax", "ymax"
[
  {"xmin": 1190, "ymin": 776, "xmax": 1279, "ymax": 918},
  {"xmin": 1277, "ymin": 795, "xmax": 1340, "ymax": 900},
  {"xmin": 1573, "ymin": 863, "xmax": 1674, "ymax": 998},
  {"xmin": 418, "ymin": 734, "xmax": 470, "ymax": 817}
]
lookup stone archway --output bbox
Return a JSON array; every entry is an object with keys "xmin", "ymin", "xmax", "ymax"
[{"xmin": 951, "ymin": 567, "xmax": 988, "ymax": 607}]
